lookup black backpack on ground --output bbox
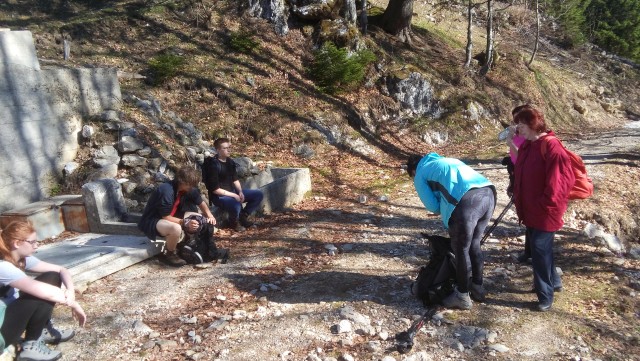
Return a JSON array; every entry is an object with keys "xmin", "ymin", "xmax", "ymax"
[
  {"xmin": 411, "ymin": 234, "xmax": 456, "ymax": 306},
  {"xmin": 177, "ymin": 214, "xmax": 229, "ymax": 264}
]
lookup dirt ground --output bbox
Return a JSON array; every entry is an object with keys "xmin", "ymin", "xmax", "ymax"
[{"xmin": 44, "ymin": 124, "xmax": 640, "ymax": 361}]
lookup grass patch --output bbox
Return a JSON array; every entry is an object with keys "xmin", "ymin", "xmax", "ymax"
[{"xmin": 414, "ymin": 21, "xmax": 464, "ymax": 49}]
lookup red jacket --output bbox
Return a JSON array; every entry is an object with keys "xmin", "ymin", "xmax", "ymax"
[{"xmin": 513, "ymin": 132, "xmax": 575, "ymax": 232}]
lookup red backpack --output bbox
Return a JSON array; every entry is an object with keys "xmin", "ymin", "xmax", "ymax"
[{"xmin": 541, "ymin": 135, "xmax": 594, "ymax": 200}]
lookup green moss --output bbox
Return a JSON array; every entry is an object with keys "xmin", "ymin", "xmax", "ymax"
[{"xmin": 229, "ymin": 31, "xmax": 260, "ymax": 54}]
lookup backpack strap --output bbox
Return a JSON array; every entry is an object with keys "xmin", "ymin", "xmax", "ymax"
[{"xmin": 540, "ymin": 135, "xmax": 561, "ymax": 160}]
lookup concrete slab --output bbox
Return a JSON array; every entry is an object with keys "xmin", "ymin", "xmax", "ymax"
[{"xmin": 33, "ymin": 234, "xmax": 163, "ymax": 290}]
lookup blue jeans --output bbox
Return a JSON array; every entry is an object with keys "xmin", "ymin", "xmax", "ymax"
[
  {"xmin": 212, "ymin": 188, "xmax": 264, "ymax": 221},
  {"xmin": 527, "ymin": 227, "xmax": 562, "ymax": 305},
  {"xmin": 448, "ymin": 186, "xmax": 495, "ymax": 293}
]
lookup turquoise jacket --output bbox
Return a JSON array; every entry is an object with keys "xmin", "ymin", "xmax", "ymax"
[{"xmin": 414, "ymin": 152, "xmax": 494, "ymax": 229}]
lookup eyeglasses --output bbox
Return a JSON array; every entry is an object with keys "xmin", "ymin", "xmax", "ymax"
[{"xmin": 23, "ymin": 239, "xmax": 39, "ymax": 247}]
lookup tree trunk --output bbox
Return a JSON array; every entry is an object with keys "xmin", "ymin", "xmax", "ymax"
[
  {"xmin": 527, "ymin": 0, "xmax": 540, "ymax": 67},
  {"xmin": 464, "ymin": 0, "xmax": 474, "ymax": 67},
  {"xmin": 381, "ymin": 0, "xmax": 415, "ymax": 44},
  {"xmin": 341, "ymin": 0, "xmax": 357, "ymax": 25},
  {"xmin": 359, "ymin": 0, "xmax": 368, "ymax": 33},
  {"xmin": 480, "ymin": 0, "xmax": 494, "ymax": 75}
]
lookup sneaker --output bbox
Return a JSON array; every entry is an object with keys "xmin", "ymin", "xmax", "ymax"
[
  {"xmin": 470, "ymin": 283, "xmax": 486, "ymax": 303},
  {"xmin": 441, "ymin": 288, "xmax": 473, "ymax": 310},
  {"xmin": 239, "ymin": 212, "xmax": 254, "ymax": 228},
  {"xmin": 17, "ymin": 340, "xmax": 61, "ymax": 361},
  {"xmin": 159, "ymin": 251, "xmax": 187, "ymax": 267},
  {"xmin": 41, "ymin": 320, "xmax": 74, "ymax": 344}
]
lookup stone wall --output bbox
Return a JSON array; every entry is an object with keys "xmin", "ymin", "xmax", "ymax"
[{"xmin": 0, "ymin": 30, "xmax": 121, "ymax": 213}]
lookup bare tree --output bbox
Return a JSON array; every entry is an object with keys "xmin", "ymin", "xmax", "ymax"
[
  {"xmin": 359, "ymin": 0, "xmax": 368, "ymax": 33},
  {"xmin": 480, "ymin": 0, "xmax": 494, "ymax": 75},
  {"xmin": 527, "ymin": 0, "xmax": 540, "ymax": 67},
  {"xmin": 380, "ymin": 0, "xmax": 415, "ymax": 44},
  {"xmin": 464, "ymin": 0, "xmax": 475, "ymax": 67},
  {"xmin": 341, "ymin": 0, "xmax": 357, "ymax": 25}
]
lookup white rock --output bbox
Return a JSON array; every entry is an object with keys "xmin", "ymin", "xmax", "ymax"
[
  {"xmin": 216, "ymin": 295, "xmax": 227, "ymax": 301},
  {"xmin": 339, "ymin": 353, "xmax": 355, "ymax": 361},
  {"xmin": 488, "ymin": 344, "xmax": 510, "ymax": 352},
  {"xmin": 378, "ymin": 331, "xmax": 389, "ymax": 340},
  {"xmin": 336, "ymin": 320, "xmax": 352, "ymax": 333}
]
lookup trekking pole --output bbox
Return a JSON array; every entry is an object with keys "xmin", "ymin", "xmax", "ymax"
[
  {"xmin": 480, "ymin": 197, "xmax": 514, "ymax": 245},
  {"xmin": 394, "ymin": 308, "xmax": 438, "ymax": 354}
]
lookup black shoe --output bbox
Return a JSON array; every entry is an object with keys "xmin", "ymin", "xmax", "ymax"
[
  {"xmin": 536, "ymin": 302, "xmax": 552, "ymax": 312},
  {"xmin": 159, "ymin": 251, "xmax": 187, "ymax": 267},
  {"xmin": 516, "ymin": 253, "xmax": 531, "ymax": 263},
  {"xmin": 213, "ymin": 248, "xmax": 230, "ymax": 264},
  {"xmin": 239, "ymin": 211, "xmax": 254, "ymax": 228}
]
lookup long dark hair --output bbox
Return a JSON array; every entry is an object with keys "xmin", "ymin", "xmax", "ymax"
[{"xmin": 0, "ymin": 221, "xmax": 34, "ymax": 269}]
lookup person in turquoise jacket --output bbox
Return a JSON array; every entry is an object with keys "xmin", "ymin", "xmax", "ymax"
[{"xmin": 407, "ymin": 152, "xmax": 496, "ymax": 310}]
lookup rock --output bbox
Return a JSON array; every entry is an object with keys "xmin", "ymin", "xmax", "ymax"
[
  {"xmin": 88, "ymin": 164, "xmax": 118, "ymax": 180},
  {"xmin": 358, "ymin": 194, "xmax": 368, "ymax": 203},
  {"xmin": 573, "ymin": 100, "xmax": 588, "ymax": 115},
  {"xmin": 206, "ymin": 319, "xmax": 228, "ymax": 331},
  {"xmin": 629, "ymin": 247, "xmax": 640, "ymax": 260},
  {"xmin": 131, "ymin": 320, "xmax": 153, "ymax": 336},
  {"xmin": 247, "ymin": 0, "xmax": 289, "ymax": 35},
  {"xmin": 338, "ymin": 306, "xmax": 370, "ymax": 326},
  {"xmin": 121, "ymin": 154, "xmax": 148, "ymax": 168},
  {"xmin": 101, "ymin": 110, "xmax": 120, "ymax": 122},
  {"xmin": 381, "ymin": 357, "xmax": 396, "ymax": 361},
  {"xmin": 378, "ymin": 195, "xmax": 389, "ymax": 202},
  {"xmin": 284, "ymin": 267, "xmax": 296, "ymax": 275},
  {"xmin": 583, "ymin": 223, "xmax": 625, "ymax": 252},
  {"xmin": 179, "ymin": 316, "xmax": 197, "ymax": 324},
  {"xmin": 137, "ymin": 146, "xmax": 152, "ymax": 157},
  {"xmin": 93, "ymin": 145, "xmax": 121, "ymax": 167},
  {"xmin": 156, "ymin": 339, "xmax": 178, "ymax": 351},
  {"xmin": 488, "ymin": 344, "xmax": 510, "ymax": 353},
  {"xmin": 234, "ymin": 157, "xmax": 254, "ymax": 178},
  {"xmin": 141, "ymin": 340, "xmax": 156, "ymax": 350},
  {"xmin": 232, "ymin": 310, "xmax": 247, "ymax": 319},
  {"xmin": 341, "ymin": 244, "xmax": 353, "ymax": 251},
  {"xmin": 294, "ymin": 144, "xmax": 315, "ymax": 158},
  {"xmin": 117, "ymin": 135, "xmax": 145, "ymax": 153},
  {"xmin": 454, "ymin": 325, "xmax": 494, "ymax": 349},
  {"xmin": 402, "ymin": 351, "xmax": 433, "ymax": 361},
  {"xmin": 336, "ymin": 319, "xmax": 352, "ymax": 333},
  {"xmin": 316, "ymin": 19, "xmax": 359, "ymax": 49},
  {"xmin": 63, "ymin": 162, "xmax": 79, "ymax": 176},
  {"xmin": 378, "ymin": 331, "xmax": 389, "ymax": 340},
  {"xmin": 339, "ymin": 354, "xmax": 355, "ymax": 361},
  {"xmin": 82, "ymin": 124, "xmax": 95, "ymax": 138},
  {"xmin": 364, "ymin": 341, "xmax": 381, "ymax": 352},
  {"xmin": 385, "ymin": 71, "xmax": 441, "ymax": 118},
  {"xmin": 306, "ymin": 355, "xmax": 322, "ymax": 361}
]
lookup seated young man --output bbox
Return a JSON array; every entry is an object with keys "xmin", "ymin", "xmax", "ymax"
[
  {"xmin": 137, "ymin": 166, "xmax": 217, "ymax": 267},
  {"xmin": 202, "ymin": 138, "xmax": 264, "ymax": 232}
]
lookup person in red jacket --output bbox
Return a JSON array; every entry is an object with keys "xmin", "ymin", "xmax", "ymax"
[{"xmin": 512, "ymin": 107, "xmax": 575, "ymax": 312}]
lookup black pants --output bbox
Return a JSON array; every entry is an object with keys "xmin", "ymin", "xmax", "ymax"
[
  {"xmin": 1, "ymin": 272, "xmax": 61, "ymax": 345},
  {"xmin": 448, "ymin": 187, "xmax": 495, "ymax": 293}
]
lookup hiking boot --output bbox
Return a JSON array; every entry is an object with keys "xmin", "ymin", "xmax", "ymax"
[
  {"xmin": 470, "ymin": 283, "xmax": 486, "ymax": 303},
  {"xmin": 41, "ymin": 320, "xmax": 74, "ymax": 344},
  {"xmin": 441, "ymin": 288, "xmax": 473, "ymax": 310},
  {"xmin": 159, "ymin": 251, "xmax": 187, "ymax": 267},
  {"xmin": 239, "ymin": 211, "xmax": 254, "ymax": 228},
  {"xmin": 228, "ymin": 219, "xmax": 245, "ymax": 232},
  {"xmin": 17, "ymin": 340, "xmax": 61, "ymax": 361}
]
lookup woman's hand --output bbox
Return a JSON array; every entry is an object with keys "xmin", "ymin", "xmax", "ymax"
[
  {"xmin": 64, "ymin": 288, "xmax": 76, "ymax": 304},
  {"xmin": 184, "ymin": 219, "xmax": 200, "ymax": 233}
]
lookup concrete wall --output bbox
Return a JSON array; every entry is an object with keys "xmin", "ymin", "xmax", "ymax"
[{"xmin": 0, "ymin": 30, "xmax": 121, "ymax": 213}]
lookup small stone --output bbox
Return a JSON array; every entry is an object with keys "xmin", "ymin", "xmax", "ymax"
[
  {"xmin": 378, "ymin": 195, "xmax": 389, "ymax": 202},
  {"xmin": 131, "ymin": 320, "xmax": 153, "ymax": 336},
  {"xmin": 284, "ymin": 267, "xmax": 296, "ymax": 275},
  {"xmin": 82, "ymin": 124, "xmax": 95, "ymax": 138},
  {"xmin": 381, "ymin": 357, "xmax": 396, "ymax": 361},
  {"xmin": 63, "ymin": 162, "xmax": 79, "ymax": 176},
  {"xmin": 141, "ymin": 340, "xmax": 156, "ymax": 350},
  {"xmin": 378, "ymin": 331, "xmax": 389, "ymax": 340},
  {"xmin": 364, "ymin": 341, "xmax": 381, "ymax": 352},
  {"xmin": 180, "ymin": 316, "xmax": 197, "ymax": 324},
  {"xmin": 358, "ymin": 195, "xmax": 368, "ymax": 203},
  {"xmin": 488, "ymin": 344, "xmax": 510, "ymax": 353},
  {"xmin": 206, "ymin": 319, "xmax": 228, "ymax": 331},
  {"xmin": 216, "ymin": 295, "xmax": 227, "ymax": 301},
  {"xmin": 339, "ymin": 354, "xmax": 355, "ymax": 361},
  {"xmin": 156, "ymin": 339, "xmax": 178, "ymax": 351},
  {"xmin": 336, "ymin": 319, "xmax": 352, "ymax": 333}
]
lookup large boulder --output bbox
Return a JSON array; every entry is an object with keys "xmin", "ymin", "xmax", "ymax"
[
  {"xmin": 248, "ymin": 0, "xmax": 289, "ymax": 36},
  {"xmin": 316, "ymin": 18, "xmax": 359, "ymax": 49},
  {"xmin": 384, "ymin": 70, "xmax": 441, "ymax": 118},
  {"xmin": 291, "ymin": 0, "xmax": 341, "ymax": 20}
]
